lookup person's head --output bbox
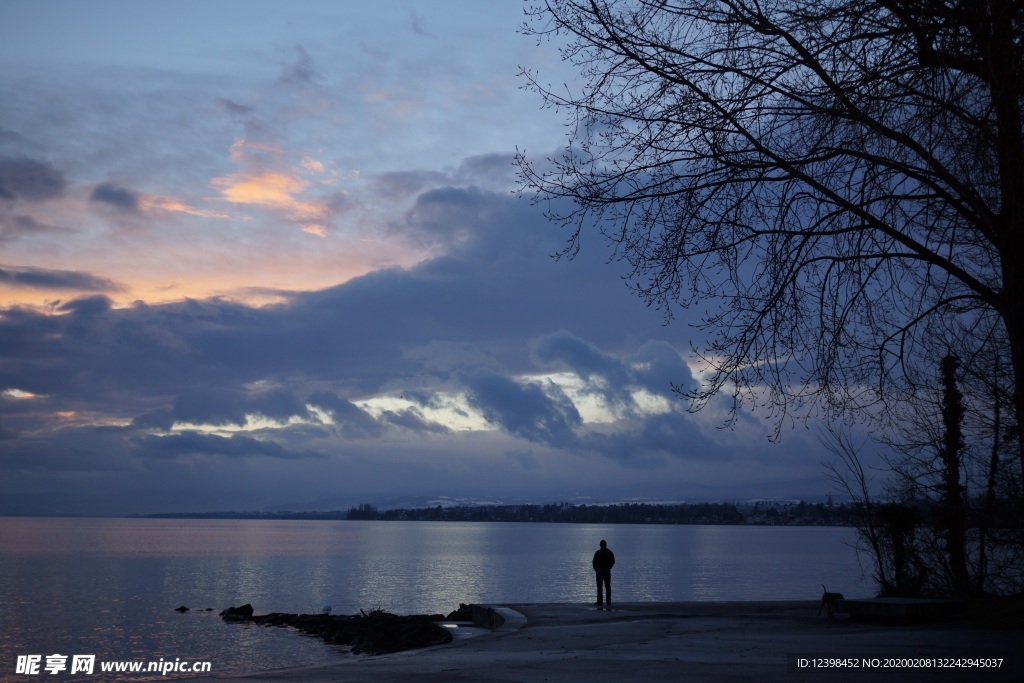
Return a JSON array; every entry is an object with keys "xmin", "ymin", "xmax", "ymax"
[{"xmin": 599, "ymin": 540, "xmax": 607, "ymax": 548}]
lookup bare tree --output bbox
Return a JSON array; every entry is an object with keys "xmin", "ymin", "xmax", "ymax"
[
  {"xmin": 516, "ymin": 0, "xmax": 1024, "ymax": 464},
  {"xmin": 824, "ymin": 351, "xmax": 1024, "ymax": 596}
]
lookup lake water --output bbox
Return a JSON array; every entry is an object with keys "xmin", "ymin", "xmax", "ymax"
[{"xmin": 1, "ymin": 517, "xmax": 871, "ymax": 680}]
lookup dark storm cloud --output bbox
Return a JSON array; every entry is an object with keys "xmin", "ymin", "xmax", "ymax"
[
  {"xmin": 0, "ymin": 423, "xmax": 144, "ymax": 473},
  {"xmin": 0, "ymin": 266, "xmax": 124, "ymax": 292},
  {"xmin": 172, "ymin": 389, "xmax": 250, "ymax": 427},
  {"xmin": 399, "ymin": 185, "xmax": 491, "ymax": 248},
  {"xmin": 627, "ymin": 340, "xmax": 696, "ymax": 396},
  {"xmin": 90, "ymin": 182, "xmax": 140, "ymax": 211},
  {"xmin": 532, "ymin": 330, "xmax": 629, "ymax": 386},
  {"xmin": 530, "ymin": 331, "xmax": 693, "ymax": 417},
  {"xmin": 1, "ymin": 182, "xmax": 805, "ymax": 514},
  {"xmin": 0, "ymin": 127, "xmax": 25, "ymax": 145},
  {"xmin": 370, "ymin": 170, "xmax": 446, "ymax": 201},
  {"xmin": 378, "ymin": 407, "xmax": 450, "ymax": 434},
  {"xmin": 368, "ymin": 154, "xmax": 515, "ymax": 205},
  {"xmin": 250, "ymin": 389, "xmax": 310, "ymax": 421},
  {"xmin": 139, "ymin": 431, "xmax": 320, "ymax": 460},
  {"xmin": 308, "ymin": 391, "xmax": 384, "ymax": 438},
  {"xmin": 454, "ymin": 153, "xmax": 516, "ymax": 189},
  {"xmin": 132, "ymin": 409, "xmax": 175, "ymax": 431},
  {"xmin": 58, "ymin": 294, "xmax": 113, "ymax": 316},
  {"xmin": 172, "ymin": 388, "xmax": 309, "ymax": 427},
  {"xmin": 464, "ymin": 370, "xmax": 581, "ymax": 448},
  {"xmin": 0, "ymin": 185, "xmax": 692, "ymax": 437},
  {"xmin": 584, "ymin": 411, "xmax": 715, "ymax": 468},
  {"xmin": 402, "ymin": 340, "xmax": 504, "ymax": 377},
  {"xmin": 0, "ymin": 156, "xmax": 67, "ymax": 202}
]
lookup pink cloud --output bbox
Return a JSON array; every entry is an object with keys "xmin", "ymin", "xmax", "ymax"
[{"xmin": 210, "ymin": 139, "xmax": 333, "ymax": 236}]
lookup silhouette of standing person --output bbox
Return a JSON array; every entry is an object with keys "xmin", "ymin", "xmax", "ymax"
[{"xmin": 592, "ymin": 539, "xmax": 615, "ymax": 607}]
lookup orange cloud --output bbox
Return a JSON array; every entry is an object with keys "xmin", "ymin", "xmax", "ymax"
[
  {"xmin": 212, "ymin": 171, "xmax": 308, "ymax": 208},
  {"xmin": 210, "ymin": 139, "xmax": 332, "ymax": 236},
  {"xmin": 301, "ymin": 156, "xmax": 325, "ymax": 174},
  {"xmin": 301, "ymin": 223, "xmax": 327, "ymax": 237},
  {"xmin": 139, "ymin": 194, "xmax": 232, "ymax": 219}
]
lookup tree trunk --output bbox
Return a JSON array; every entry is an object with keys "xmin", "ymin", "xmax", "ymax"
[{"xmin": 938, "ymin": 355, "xmax": 970, "ymax": 596}]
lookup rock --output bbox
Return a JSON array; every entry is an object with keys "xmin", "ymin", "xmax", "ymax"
[
  {"xmin": 174, "ymin": 605, "xmax": 190, "ymax": 612},
  {"xmin": 220, "ymin": 604, "xmax": 254, "ymax": 622},
  {"xmin": 220, "ymin": 604, "xmax": 454, "ymax": 655},
  {"xmin": 345, "ymin": 611, "xmax": 453, "ymax": 655},
  {"xmin": 446, "ymin": 603, "xmax": 474, "ymax": 621}
]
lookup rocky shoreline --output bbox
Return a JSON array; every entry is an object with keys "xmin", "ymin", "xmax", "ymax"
[{"xmin": 217, "ymin": 603, "xmax": 474, "ymax": 656}]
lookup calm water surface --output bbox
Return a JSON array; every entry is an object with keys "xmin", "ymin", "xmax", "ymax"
[{"xmin": 1, "ymin": 517, "xmax": 870, "ymax": 680}]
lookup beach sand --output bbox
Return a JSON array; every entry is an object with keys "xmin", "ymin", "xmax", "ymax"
[{"xmin": 187, "ymin": 601, "xmax": 1021, "ymax": 682}]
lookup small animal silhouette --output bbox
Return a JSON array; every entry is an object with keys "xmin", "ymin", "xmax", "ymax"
[{"xmin": 818, "ymin": 584, "xmax": 844, "ymax": 618}]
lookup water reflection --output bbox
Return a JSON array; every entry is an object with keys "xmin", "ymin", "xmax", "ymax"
[{"xmin": 2, "ymin": 517, "xmax": 870, "ymax": 681}]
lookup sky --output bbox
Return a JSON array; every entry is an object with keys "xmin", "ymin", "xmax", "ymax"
[{"xmin": 0, "ymin": 0, "xmax": 836, "ymax": 516}]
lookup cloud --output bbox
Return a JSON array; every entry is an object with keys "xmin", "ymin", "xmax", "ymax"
[
  {"xmin": 308, "ymin": 391, "xmax": 384, "ymax": 438},
  {"xmin": 409, "ymin": 11, "xmax": 434, "ymax": 38},
  {"xmin": 454, "ymin": 153, "xmax": 517, "ymax": 190},
  {"xmin": 628, "ymin": 340, "xmax": 696, "ymax": 396},
  {"xmin": 0, "ymin": 266, "xmax": 124, "ymax": 293},
  {"xmin": 90, "ymin": 182, "xmax": 140, "ymax": 211},
  {"xmin": 172, "ymin": 387, "xmax": 309, "ymax": 428},
  {"xmin": 211, "ymin": 139, "xmax": 332, "ymax": 235},
  {"xmin": 0, "ymin": 157, "xmax": 66, "ymax": 203},
  {"xmin": 378, "ymin": 406, "xmax": 450, "ymax": 434},
  {"xmin": 402, "ymin": 340, "xmax": 504, "ymax": 377},
  {"xmin": 532, "ymin": 330, "xmax": 630, "ymax": 386},
  {"xmin": 0, "ymin": 425, "xmax": 139, "ymax": 473},
  {"xmin": 132, "ymin": 409, "xmax": 175, "ymax": 431},
  {"xmin": 0, "ymin": 183, "xmax": 827, "ymax": 514},
  {"xmin": 583, "ymin": 411, "xmax": 713, "ymax": 469},
  {"xmin": 216, "ymin": 97, "xmax": 256, "ymax": 118},
  {"xmin": 399, "ymin": 185, "xmax": 500, "ymax": 250},
  {"xmin": 0, "ymin": 214, "xmax": 72, "ymax": 242},
  {"xmin": 138, "ymin": 431, "xmax": 321, "ymax": 460},
  {"xmin": 278, "ymin": 45, "xmax": 322, "ymax": 87},
  {"xmin": 172, "ymin": 389, "xmax": 249, "ymax": 427},
  {"xmin": 529, "ymin": 332, "xmax": 692, "ymax": 421},
  {"xmin": 464, "ymin": 370, "xmax": 581, "ymax": 448},
  {"xmin": 369, "ymin": 170, "xmax": 446, "ymax": 202},
  {"xmin": 1, "ymin": 189, "xmax": 668, "ymax": 423},
  {"xmin": 58, "ymin": 294, "xmax": 113, "ymax": 316},
  {"xmin": 215, "ymin": 97, "xmax": 266, "ymax": 140},
  {"xmin": 91, "ymin": 181, "xmax": 230, "ymax": 219},
  {"xmin": 0, "ymin": 127, "xmax": 26, "ymax": 145},
  {"xmin": 138, "ymin": 193, "xmax": 232, "ymax": 219},
  {"xmin": 213, "ymin": 170, "xmax": 309, "ymax": 206}
]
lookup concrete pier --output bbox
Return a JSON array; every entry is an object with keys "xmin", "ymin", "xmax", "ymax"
[{"xmin": 186, "ymin": 601, "xmax": 1021, "ymax": 682}]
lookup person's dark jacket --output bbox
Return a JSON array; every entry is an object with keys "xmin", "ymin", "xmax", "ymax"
[{"xmin": 592, "ymin": 547, "xmax": 615, "ymax": 574}]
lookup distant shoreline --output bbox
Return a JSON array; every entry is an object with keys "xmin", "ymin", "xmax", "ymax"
[{"xmin": 145, "ymin": 500, "xmax": 855, "ymax": 526}]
